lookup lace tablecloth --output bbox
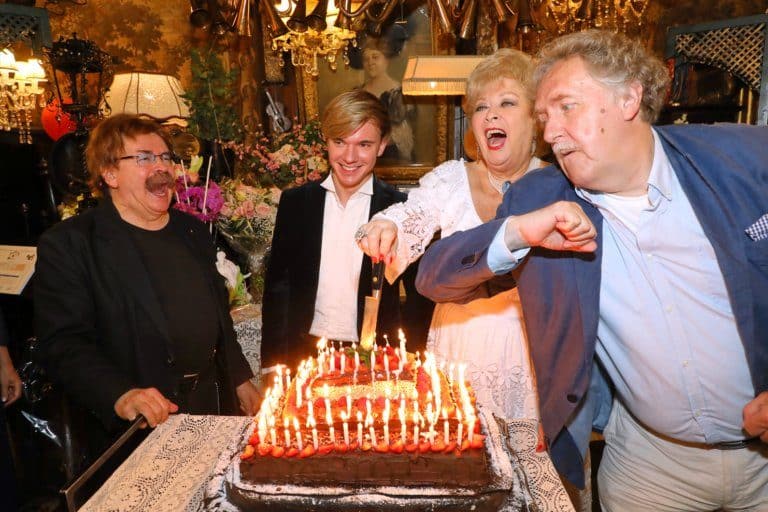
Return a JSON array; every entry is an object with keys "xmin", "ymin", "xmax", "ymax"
[
  {"xmin": 80, "ymin": 413, "xmax": 573, "ymax": 512},
  {"xmin": 230, "ymin": 304, "xmax": 262, "ymax": 381},
  {"xmin": 80, "ymin": 415, "xmax": 250, "ymax": 512}
]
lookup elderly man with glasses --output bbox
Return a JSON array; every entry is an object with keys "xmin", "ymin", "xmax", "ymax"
[{"xmin": 34, "ymin": 114, "xmax": 260, "ymax": 457}]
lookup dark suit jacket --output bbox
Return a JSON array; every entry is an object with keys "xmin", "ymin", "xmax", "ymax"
[
  {"xmin": 261, "ymin": 176, "xmax": 433, "ymax": 369},
  {"xmin": 416, "ymin": 123, "xmax": 768, "ymax": 487},
  {"xmin": 34, "ymin": 199, "xmax": 253, "ymax": 430}
]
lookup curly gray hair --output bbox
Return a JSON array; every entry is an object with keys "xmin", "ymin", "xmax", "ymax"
[{"xmin": 534, "ymin": 30, "xmax": 670, "ymax": 123}]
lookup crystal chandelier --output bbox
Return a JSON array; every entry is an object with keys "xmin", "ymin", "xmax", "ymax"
[
  {"xmin": 0, "ymin": 48, "xmax": 47, "ymax": 144},
  {"xmin": 264, "ymin": 0, "xmax": 357, "ymax": 77}
]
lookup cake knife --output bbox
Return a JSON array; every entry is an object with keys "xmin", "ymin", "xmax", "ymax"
[{"xmin": 359, "ymin": 260, "xmax": 384, "ymax": 351}]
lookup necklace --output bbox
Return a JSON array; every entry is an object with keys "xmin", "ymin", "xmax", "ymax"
[{"xmin": 487, "ymin": 171, "xmax": 506, "ymax": 194}]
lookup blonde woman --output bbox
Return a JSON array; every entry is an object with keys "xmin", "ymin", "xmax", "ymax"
[{"xmin": 356, "ymin": 48, "xmax": 544, "ymax": 423}]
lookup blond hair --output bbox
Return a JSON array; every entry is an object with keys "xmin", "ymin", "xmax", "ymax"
[
  {"xmin": 534, "ymin": 30, "xmax": 670, "ymax": 123},
  {"xmin": 462, "ymin": 48, "xmax": 536, "ymax": 115},
  {"xmin": 321, "ymin": 90, "xmax": 391, "ymax": 141}
]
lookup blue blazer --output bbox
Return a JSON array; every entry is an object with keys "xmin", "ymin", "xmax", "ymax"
[{"xmin": 416, "ymin": 123, "xmax": 768, "ymax": 486}]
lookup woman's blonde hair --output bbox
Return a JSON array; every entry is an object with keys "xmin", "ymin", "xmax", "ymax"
[
  {"xmin": 534, "ymin": 29, "xmax": 670, "ymax": 123},
  {"xmin": 462, "ymin": 48, "xmax": 536, "ymax": 115},
  {"xmin": 321, "ymin": 90, "xmax": 391, "ymax": 141}
]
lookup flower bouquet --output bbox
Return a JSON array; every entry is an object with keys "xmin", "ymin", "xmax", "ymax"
[
  {"xmin": 220, "ymin": 119, "xmax": 328, "ymax": 190},
  {"xmin": 172, "ymin": 158, "xmax": 281, "ymax": 300}
]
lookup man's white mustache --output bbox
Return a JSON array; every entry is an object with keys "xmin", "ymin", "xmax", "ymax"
[{"xmin": 552, "ymin": 142, "xmax": 579, "ymax": 155}]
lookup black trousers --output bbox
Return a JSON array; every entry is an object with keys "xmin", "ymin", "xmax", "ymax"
[{"xmin": 0, "ymin": 406, "xmax": 18, "ymax": 512}]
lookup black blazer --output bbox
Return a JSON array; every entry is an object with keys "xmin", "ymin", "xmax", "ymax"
[
  {"xmin": 33, "ymin": 200, "xmax": 253, "ymax": 430},
  {"xmin": 261, "ymin": 177, "xmax": 433, "ymax": 369}
]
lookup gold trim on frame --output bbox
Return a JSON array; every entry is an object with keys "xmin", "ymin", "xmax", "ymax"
[{"xmin": 295, "ymin": 2, "xmax": 450, "ymax": 186}]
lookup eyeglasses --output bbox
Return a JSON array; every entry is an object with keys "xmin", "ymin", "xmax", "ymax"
[{"xmin": 118, "ymin": 151, "xmax": 174, "ymax": 167}]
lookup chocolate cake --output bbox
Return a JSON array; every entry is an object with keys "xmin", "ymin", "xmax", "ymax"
[{"xmin": 208, "ymin": 340, "xmax": 519, "ymax": 511}]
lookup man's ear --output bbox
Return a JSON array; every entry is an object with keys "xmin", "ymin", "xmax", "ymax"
[
  {"xmin": 620, "ymin": 81, "xmax": 643, "ymax": 121},
  {"xmin": 102, "ymin": 167, "xmax": 118, "ymax": 188},
  {"xmin": 377, "ymin": 136, "xmax": 389, "ymax": 157}
]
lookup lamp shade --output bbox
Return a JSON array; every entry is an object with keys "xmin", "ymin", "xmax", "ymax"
[
  {"xmin": 401, "ymin": 56, "xmax": 486, "ymax": 96},
  {"xmin": 105, "ymin": 72, "xmax": 190, "ymax": 125}
]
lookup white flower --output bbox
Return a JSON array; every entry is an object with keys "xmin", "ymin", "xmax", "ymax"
[{"xmin": 215, "ymin": 250, "xmax": 241, "ymax": 290}]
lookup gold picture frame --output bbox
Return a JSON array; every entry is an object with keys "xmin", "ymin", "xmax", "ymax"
[{"xmin": 295, "ymin": 3, "xmax": 450, "ymax": 185}]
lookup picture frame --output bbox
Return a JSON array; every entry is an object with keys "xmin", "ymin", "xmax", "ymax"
[{"xmin": 295, "ymin": 2, "xmax": 449, "ymax": 185}]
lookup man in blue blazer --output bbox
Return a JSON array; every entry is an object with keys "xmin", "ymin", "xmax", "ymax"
[{"xmin": 416, "ymin": 30, "xmax": 768, "ymax": 511}]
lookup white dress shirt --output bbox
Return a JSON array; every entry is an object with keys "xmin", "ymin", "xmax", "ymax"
[{"xmin": 308, "ymin": 174, "xmax": 373, "ymax": 342}]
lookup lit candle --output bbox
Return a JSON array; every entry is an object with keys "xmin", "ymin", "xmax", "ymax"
[
  {"xmin": 296, "ymin": 369, "xmax": 302, "ymax": 409},
  {"xmin": 340, "ymin": 351, "xmax": 346, "ymax": 374},
  {"xmin": 456, "ymin": 409, "xmax": 463, "ymax": 445},
  {"xmin": 285, "ymin": 368, "xmax": 291, "ymax": 390},
  {"xmin": 442, "ymin": 408, "xmax": 449, "ymax": 445},
  {"xmin": 258, "ymin": 413, "xmax": 267, "ymax": 441},
  {"xmin": 384, "ymin": 351, "xmax": 390, "ymax": 381},
  {"xmin": 398, "ymin": 406, "xmax": 406, "ymax": 444},
  {"xmin": 369, "ymin": 423, "xmax": 377, "ymax": 445},
  {"xmin": 468, "ymin": 416, "xmax": 475, "ymax": 444},
  {"xmin": 346, "ymin": 387, "xmax": 352, "ymax": 417},
  {"xmin": 366, "ymin": 395, "xmax": 372, "ymax": 420},
  {"xmin": 398, "ymin": 328, "xmax": 406, "ymax": 360},
  {"xmin": 371, "ymin": 350, "xmax": 376, "ymax": 382},
  {"xmin": 269, "ymin": 416, "xmax": 277, "ymax": 446},
  {"xmin": 357, "ymin": 411, "xmax": 363, "ymax": 446},
  {"xmin": 341, "ymin": 411, "xmax": 350, "ymax": 446},
  {"xmin": 306, "ymin": 387, "xmax": 314, "ymax": 420},
  {"xmin": 329, "ymin": 346, "xmax": 335, "ymax": 373},
  {"xmin": 383, "ymin": 401, "xmax": 390, "ymax": 445},
  {"xmin": 326, "ymin": 409, "xmax": 335, "ymax": 443},
  {"xmin": 354, "ymin": 344, "xmax": 360, "ymax": 371},
  {"xmin": 294, "ymin": 418, "xmax": 303, "ymax": 451},
  {"xmin": 412, "ymin": 410, "xmax": 420, "ymax": 443},
  {"xmin": 323, "ymin": 383, "xmax": 331, "ymax": 420},
  {"xmin": 284, "ymin": 417, "xmax": 291, "ymax": 446},
  {"xmin": 310, "ymin": 417, "xmax": 318, "ymax": 450}
]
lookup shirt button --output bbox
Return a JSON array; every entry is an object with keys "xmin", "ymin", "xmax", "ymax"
[
  {"xmin": 666, "ymin": 305, "xmax": 673, "ymax": 313},
  {"xmin": 682, "ymin": 360, "xmax": 689, "ymax": 367},
  {"xmin": 646, "ymin": 253, "xmax": 653, "ymax": 259},
  {"xmin": 694, "ymin": 410, "xmax": 701, "ymax": 417}
]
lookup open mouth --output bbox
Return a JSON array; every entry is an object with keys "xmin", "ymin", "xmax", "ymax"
[
  {"xmin": 485, "ymin": 128, "xmax": 507, "ymax": 150},
  {"xmin": 145, "ymin": 172, "xmax": 174, "ymax": 196}
]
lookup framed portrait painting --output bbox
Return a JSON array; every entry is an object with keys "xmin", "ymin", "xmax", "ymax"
[{"xmin": 297, "ymin": 2, "xmax": 449, "ymax": 185}]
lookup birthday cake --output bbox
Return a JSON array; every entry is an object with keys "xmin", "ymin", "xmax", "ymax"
[{"xmin": 209, "ymin": 338, "xmax": 518, "ymax": 511}]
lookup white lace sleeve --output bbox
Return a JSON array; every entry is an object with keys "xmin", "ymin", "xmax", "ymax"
[{"xmin": 374, "ymin": 160, "xmax": 467, "ymax": 280}]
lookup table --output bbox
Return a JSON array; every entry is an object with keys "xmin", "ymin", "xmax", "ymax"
[
  {"xmin": 80, "ymin": 414, "xmax": 574, "ymax": 512},
  {"xmin": 80, "ymin": 415, "xmax": 250, "ymax": 512}
]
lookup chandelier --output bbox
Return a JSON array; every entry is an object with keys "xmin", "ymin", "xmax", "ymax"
[
  {"xmin": 262, "ymin": 0, "xmax": 358, "ymax": 76},
  {"xmin": 0, "ymin": 49, "xmax": 47, "ymax": 144},
  {"xmin": 429, "ymin": 0, "xmax": 653, "ymax": 52}
]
